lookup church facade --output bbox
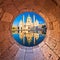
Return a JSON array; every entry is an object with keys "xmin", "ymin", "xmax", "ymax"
[{"xmin": 19, "ymin": 15, "xmax": 39, "ymax": 32}]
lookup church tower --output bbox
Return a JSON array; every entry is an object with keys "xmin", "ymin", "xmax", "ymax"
[
  {"xmin": 26, "ymin": 15, "xmax": 33, "ymax": 29},
  {"xmin": 26, "ymin": 15, "xmax": 32, "ymax": 24}
]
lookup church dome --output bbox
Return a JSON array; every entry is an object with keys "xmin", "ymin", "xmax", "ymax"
[{"xmin": 26, "ymin": 15, "xmax": 32, "ymax": 23}]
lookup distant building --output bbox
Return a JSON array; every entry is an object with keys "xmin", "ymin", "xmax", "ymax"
[{"xmin": 19, "ymin": 15, "xmax": 39, "ymax": 31}]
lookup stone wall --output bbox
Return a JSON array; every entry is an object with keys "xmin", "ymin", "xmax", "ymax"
[{"xmin": 0, "ymin": 0, "xmax": 60, "ymax": 60}]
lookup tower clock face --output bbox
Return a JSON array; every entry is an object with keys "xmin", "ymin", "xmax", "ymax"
[{"xmin": 12, "ymin": 12, "xmax": 47, "ymax": 47}]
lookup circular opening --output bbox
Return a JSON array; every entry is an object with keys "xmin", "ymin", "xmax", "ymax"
[{"xmin": 12, "ymin": 12, "xmax": 47, "ymax": 47}]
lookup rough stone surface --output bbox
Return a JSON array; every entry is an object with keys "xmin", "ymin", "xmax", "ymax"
[
  {"xmin": 41, "ymin": 45, "xmax": 58, "ymax": 60},
  {"xmin": 0, "ymin": 0, "xmax": 60, "ymax": 60},
  {"xmin": 1, "ymin": 12, "xmax": 13, "ymax": 22}
]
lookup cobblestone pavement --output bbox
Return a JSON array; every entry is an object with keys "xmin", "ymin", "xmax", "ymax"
[{"xmin": 15, "ymin": 47, "xmax": 45, "ymax": 60}]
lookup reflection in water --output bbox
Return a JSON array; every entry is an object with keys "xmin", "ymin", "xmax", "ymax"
[
  {"xmin": 19, "ymin": 31, "xmax": 40, "ymax": 44},
  {"xmin": 12, "ymin": 30, "xmax": 45, "ymax": 47}
]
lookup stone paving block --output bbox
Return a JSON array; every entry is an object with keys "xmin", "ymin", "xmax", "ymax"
[
  {"xmin": 3, "ymin": 4, "xmax": 19, "ymax": 18},
  {"xmin": 0, "ymin": 39, "xmax": 12, "ymax": 54},
  {"xmin": 48, "ymin": 13, "xmax": 57, "ymax": 22},
  {"xmin": 47, "ymin": 30, "xmax": 59, "ymax": 41},
  {"xmin": 0, "ymin": 21, "xmax": 11, "ymax": 32},
  {"xmin": 39, "ymin": 41, "xmax": 45, "ymax": 48},
  {"xmin": 49, "ymin": 30, "xmax": 55, "ymax": 37},
  {"xmin": 54, "ymin": 42, "xmax": 60, "ymax": 57},
  {"xmin": 13, "ymin": 0, "xmax": 27, "ymax": 11},
  {"xmin": 1, "ymin": 12, "xmax": 13, "ymax": 22},
  {"xmin": 0, "ymin": 50, "xmax": 11, "ymax": 59},
  {"xmin": 48, "ymin": 22, "xmax": 54, "ymax": 30},
  {"xmin": 25, "ymin": 47, "xmax": 33, "ymax": 53},
  {"xmin": 9, "ymin": 44, "xmax": 19, "ymax": 57},
  {"xmin": 25, "ymin": 52, "xmax": 34, "ymax": 60},
  {"xmin": 3, "ymin": 0, "xmax": 13, "ymax": 5},
  {"xmin": 8, "ymin": 37, "xmax": 16, "ymax": 44},
  {"xmin": 4, "ymin": 31, "xmax": 11, "ymax": 39},
  {"xmin": 0, "ymin": 49, "xmax": 15, "ymax": 60},
  {"xmin": 15, "ymin": 48, "xmax": 25, "ymax": 60},
  {"xmin": 41, "ymin": 44, "xmax": 58, "ymax": 60},
  {"xmin": 25, "ymin": 49, "xmax": 33, "ymax": 53},
  {"xmin": 0, "ymin": 31, "xmax": 11, "ymax": 41},
  {"xmin": 33, "ymin": 47, "xmax": 45, "ymax": 60},
  {"xmin": 45, "ymin": 37, "xmax": 57, "ymax": 50},
  {"xmin": 51, "ymin": 7, "xmax": 60, "ymax": 19},
  {"xmin": 53, "ymin": 21, "xmax": 59, "ymax": 31},
  {"xmin": 43, "ymin": 0, "xmax": 56, "ymax": 12}
]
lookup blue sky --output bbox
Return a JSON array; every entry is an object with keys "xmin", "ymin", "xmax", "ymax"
[{"xmin": 12, "ymin": 12, "xmax": 45, "ymax": 26}]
